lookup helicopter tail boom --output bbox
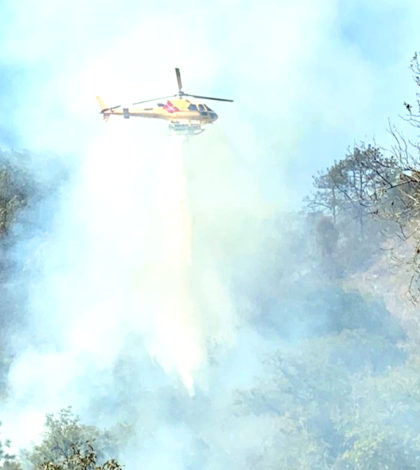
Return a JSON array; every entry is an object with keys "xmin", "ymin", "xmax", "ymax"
[{"xmin": 96, "ymin": 96, "xmax": 111, "ymax": 121}]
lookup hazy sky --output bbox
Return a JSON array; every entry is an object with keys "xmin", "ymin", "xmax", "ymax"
[
  {"xmin": 0, "ymin": 0, "xmax": 419, "ymax": 208},
  {"xmin": 0, "ymin": 1, "xmax": 419, "ymax": 463}
]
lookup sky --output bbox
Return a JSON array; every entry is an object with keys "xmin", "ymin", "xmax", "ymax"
[
  {"xmin": 0, "ymin": 0, "xmax": 418, "ymax": 208},
  {"xmin": 0, "ymin": 0, "xmax": 419, "ymax": 465}
]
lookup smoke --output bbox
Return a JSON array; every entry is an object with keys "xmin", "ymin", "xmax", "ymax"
[
  {"xmin": 69, "ymin": 124, "xmax": 205, "ymax": 391},
  {"xmin": 1, "ymin": 112, "xmax": 257, "ymax": 461},
  {"xmin": 0, "ymin": 0, "xmax": 419, "ymax": 467},
  {"xmin": 2, "ymin": 122, "xmax": 208, "ymax": 429},
  {"xmin": 1, "ymin": 0, "xmax": 419, "ymax": 202}
]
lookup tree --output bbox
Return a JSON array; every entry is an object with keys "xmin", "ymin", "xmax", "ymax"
[
  {"xmin": 0, "ymin": 157, "xmax": 27, "ymax": 236},
  {"xmin": 364, "ymin": 52, "xmax": 420, "ymax": 296},
  {"xmin": 403, "ymin": 52, "xmax": 420, "ymax": 130},
  {"xmin": 305, "ymin": 145, "xmax": 401, "ymax": 275},
  {"xmin": 315, "ymin": 216, "xmax": 339, "ymax": 258},
  {"xmin": 306, "ymin": 144, "xmax": 399, "ymax": 237},
  {"xmin": 23, "ymin": 408, "xmax": 123, "ymax": 470},
  {"xmin": 305, "ymin": 167, "xmax": 344, "ymax": 225},
  {"xmin": 36, "ymin": 443, "xmax": 121, "ymax": 470},
  {"xmin": 231, "ymin": 325, "xmax": 406, "ymax": 469},
  {"xmin": 331, "ymin": 353, "xmax": 420, "ymax": 469}
]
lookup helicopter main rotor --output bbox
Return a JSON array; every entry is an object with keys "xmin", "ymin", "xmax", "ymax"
[
  {"xmin": 176, "ymin": 67, "xmax": 183, "ymax": 95},
  {"xmin": 132, "ymin": 68, "xmax": 234, "ymax": 105}
]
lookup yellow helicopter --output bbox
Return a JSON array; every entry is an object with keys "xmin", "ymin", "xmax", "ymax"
[{"xmin": 96, "ymin": 68, "xmax": 233, "ymax": 135}]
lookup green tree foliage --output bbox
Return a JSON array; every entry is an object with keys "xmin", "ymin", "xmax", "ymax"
[
  {"xmin": 305, "ymin": 143, "xmax": 410, "ymax": 276},
  {"xmin": 36, "ymin": 443, "xmax": 121, "ymax": 470},
  {"xmin": 24, "ymin": 408, "xmax": 121, "ymax": 469},
  {"xmin": 0, "ymin": 154, "xmax": 29, "ymax": 236},
  {"xmin": 1, "ymin": 56, "xmax": 420, "ymax": 470},
  {"xmin": 306, "ymin": 144, "xmax": 399, "ymax": 234},
  {"xmin": 0, "ymin": 148, "xmax": 69, "ymax": 393},
  {"xmin": 0, "ymin": 147, "xmax": 68, "ymax": 241},
  {"xmin": 332, "ymin": 355, "xmax": 420, "ymax": 469},
  {"xmin": 304, "ymin": 144, "xmax": 404, "ymax": 276},
  {"xmin": 228, "ymin": 331, "xmax": 420, "ymax": 469},
  {"xmin": 0, "ymin": 410, "xmax": 124, "ymax": 470}
]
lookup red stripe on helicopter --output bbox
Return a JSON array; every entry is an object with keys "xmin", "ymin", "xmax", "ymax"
[{"xmin": 163, "ymin": 101, "xmax": 179, "ymax": 113}]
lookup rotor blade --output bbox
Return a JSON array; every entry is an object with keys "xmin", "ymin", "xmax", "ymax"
[
  {"xmin": 132, "ymin": 95, "xmax": 174, "ymax": 105},
  {"xmin": 184, "ymin": 93, "xmax": 234, "ymax": 102},
  {"xmin": 101, "ymin": 104, "xmax": 122, "ymax": 112},
  {"xmin": 175, "ymin": 68, "xmax": 183, "ymax": 92}
]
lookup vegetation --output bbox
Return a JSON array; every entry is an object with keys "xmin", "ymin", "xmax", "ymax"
[
  {"xmin": 215, "ymin": 52, "xmax": 420, "ymax": 468},
  {"xmin": 24, "ymin": 408, "xmax": 121, "ymax": 469},
  {"xmin": 0, "ymin": 409, "xmax": 122, "ymax": 470},
  {"xmin": 0, "ymin": 53, "xmax": 419, "ymax": 468},
  {"xmin": 305, "ymin": 52, "xmax": 420, "ymax": 296}
]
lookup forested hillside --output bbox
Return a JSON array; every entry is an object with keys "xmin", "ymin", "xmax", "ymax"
[{"xmin": 0, "ymin": 54, "xmax": 419, "ymax": 469}]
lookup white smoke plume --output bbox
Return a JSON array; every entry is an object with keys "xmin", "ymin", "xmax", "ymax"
[
  {"xmin": 2, "ymin": 121, "xmax": 240, "ymax": 447},
  {"xmin": 0, "ymin": 0, "xmax": 419, "ymax": 465}
]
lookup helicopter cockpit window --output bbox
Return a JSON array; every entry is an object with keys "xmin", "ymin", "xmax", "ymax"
[
  {"xmin": 198, "ymin": 104, "xmax": 205, "ymax": 112},
  {"xmin": 188, "ymin": 103, "xmax": 198, "ymax": 111}
]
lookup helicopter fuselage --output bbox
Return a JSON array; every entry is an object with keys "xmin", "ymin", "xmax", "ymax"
[
  {"xmin": 97, "ymin": 68, "xmax": 232, "ymax": 135},
  {"xmin": 101, "ymin": 98, "xmax": 218, "ymax": 126}
]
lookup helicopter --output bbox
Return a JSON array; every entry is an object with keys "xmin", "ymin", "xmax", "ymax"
[{"xmin": 96, "ymin": 68, "xmax": 233, "ymax": 135}]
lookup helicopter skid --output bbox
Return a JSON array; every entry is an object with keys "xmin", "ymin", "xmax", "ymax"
[{"xmin": 169, "ymin": 122, "xmax": 204, "ymax": 136}]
